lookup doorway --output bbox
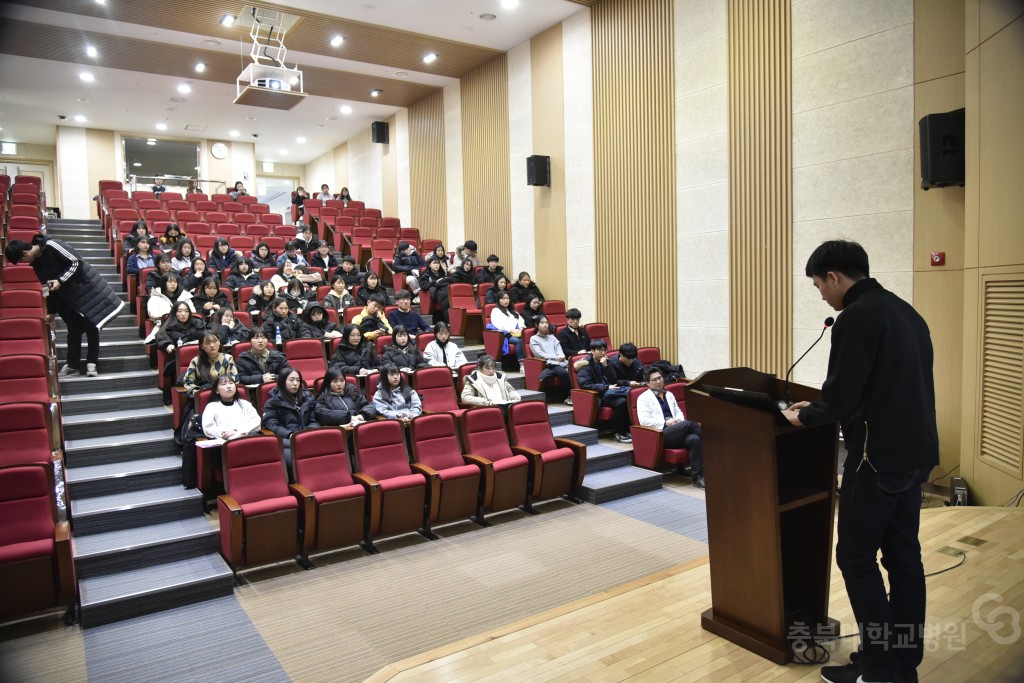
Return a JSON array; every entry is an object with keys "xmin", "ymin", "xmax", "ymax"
[{"xmin": 256, "ymin": 176, "xmax": 297, "ymax": 223}]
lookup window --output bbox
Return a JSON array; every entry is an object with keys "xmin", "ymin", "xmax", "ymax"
[{"xmin": 0, "ymin": 142, "xmax": 17, "ymax": 155}]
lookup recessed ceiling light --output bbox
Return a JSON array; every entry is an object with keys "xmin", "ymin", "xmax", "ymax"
[
  {"xmin": 460, "ymin": 26, "xmax": 474, "ymax": 32},
  {"xmin": 423, "ymin": 53, "xmax": 437, "ymax": 64},
  {"xmin": 195, "ymin": 62, "xmax": 206, "ymax": 73},
  {"xmin": 95, "ymin": 0, "xmax": 106, "ymax": 5},
  {"xmin": 296, "ymin": 136, "xmax": 306, "ymax": 144},
  {"xmin": 133, "ymin": 162, "xmax": 142, "ymax": 167},
  {"xmin": 394, "ymin": 71, "xmax": 409, "ymax": 78},
  {"xmin": 327, "ymin": 116, "xmax": 339, "ymax": 121},
  {"xmin": 177, "ymin": 83, "xmax": 192, "ymax": 94},
  {"xmin": 339, "ymin": 106, "xmax": 352, "ymax": 115},
  {"xmin": 315, "ymin": 124, "xmax": 325, "ymax": 129},
  {"xmin": 147, "ymin": 141, "xmax": 156, "ymax": 145},
  {"xmin": 229, "ymin": 130, "xmax": 240, "ymax": 138},
  {"xmin": 370, "ymin": 89, "xmax": 382, "ymax": 97},
  {"xmin": 330, "ymin": 35, "xmax": 344, "ymax": 48},
  {"xmin": 245, "ymin": 116, "xmax": 256, "ymax": 121},
  {"xmin": 79, "ymin": 72, "xmax": 95, "ymax": 82},
  {"xmin": 74, "ymin": 115, "xmax": 87, "ymax": 123},
  {"xmin": 220, "ymin": 14, "xmax": 235, "ymax": 27},
  {"xmin": 77, "ymin": 97, "xmax": 90, "ymax": 103},
  {"xmin": 156, "ymin": 123, "xmax": 168, "ymax": 131},
  {"xmin": 278, "ymin": 149, "xmax": 288, "ymax": 156},
  {"xmin": 203, "ymin": 39, "xmax": 221, "ymax": 46},
  {"xmin": 480, "ymin": 13, "xmax": 496, "ymax": 21},
  {"xmin": 85, "ymin": 46, "xmax": 98, "ymax": 58},
  {"xmin": 501, "ymin": 0, "xmax": 519, "ymax": 9}
]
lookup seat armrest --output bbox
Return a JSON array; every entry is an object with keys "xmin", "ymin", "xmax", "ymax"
[
  {"xmin": 288, "ymin": 483, "xmax": 316, "ymax": 550},
  {"xmin": 522, "ymin": 357, "xmax": 545, "ymax": 391},
  {"xmin": 217, "ymin": 494, "xmax": 244, "ymax": 565},
  {"xmin": 463, "ymin": 453, "xmax": 495, "ymax": 509},
  {"xmin": 629, "ymin": 425, "xmax": 666, "ymax": 470},
  {"xmin": 571, "ymin": 388, "xmax": 599, "ymax": 427},
  {"xmin": 554, "ymin": 437, "xmax": 588, "ymax": 487},
  {"xmin": 410, "ymin": 463, "xmax": 441, "ymax": 521},
  {"xmin": 54, "ymin": 521, "xmax": 76, "ymax": 603},
  {"xmin": 351, "ymin": 473, "xmax": 382, "ymax": 535},
  {"xmin": 511, "ymin": 445, "xmax": 543, "ymax": 494}
]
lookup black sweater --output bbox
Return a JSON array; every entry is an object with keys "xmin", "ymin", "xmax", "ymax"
[
  {"xmin": 235, "ymin": 349, "xmax": 289, "ymax": 385},
  {"xmin": 330, "ymin": 343, "xmax": 380, "ymax": 375}
]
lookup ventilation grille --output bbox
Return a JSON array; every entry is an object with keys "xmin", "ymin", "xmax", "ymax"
[{"xmin": 979, "ymin": 276, "xmax": 1024, "ymax": 477}]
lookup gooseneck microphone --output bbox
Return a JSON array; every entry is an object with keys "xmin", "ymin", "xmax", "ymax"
[{"xmin": 778, "ymin": 316, "xmax": 835, "ymax": 410}]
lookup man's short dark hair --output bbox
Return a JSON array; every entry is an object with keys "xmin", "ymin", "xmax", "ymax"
[
  {"xmin": 4, "ymin": 239, "xmax": 31, "ymax": 264},
  {"xmin": 487, "ymin": 254, "xmax": 499, "ymax": 263},
  {"xmin": 589, "ymin": 339, "xmax": 607, "ymax": 351},
  {"xmin": 251, "ymin": 328, "xmax": 268, "ymax": 340},
  {"xmin": 301, "ymin": 224, "xmax": 312, "ymax": 234},
  {"xmin": 394, "ymin": 289, "xmax": 412, "ymax": 301},
  {"xmin": 618, "ymin": 342, "xmax": 637, "ymax": 359},
  {"xmin": 805, "ymin": 240, "xmax": 870, "ymax": 281},
  {"xmin": 566, "ymin": 308, "xmax": 582, "ymax": 320},
  {"xmin": 368, "ymin": 293, "xmax": 387, "ymax": 307},
  {"xmin": 341, "ymin": 255, "xmax": 356, "ymax": 265},
  {"xmin": 645, "ymin": 367, "xmax": 664, "ymax": 382},
  {"xmin": 464, "ymin": 240, "xmax": 477, "ymax": 252},
  {"xmin": 286, "ymin": 241, "xmax": 299, "ymax": 251}
]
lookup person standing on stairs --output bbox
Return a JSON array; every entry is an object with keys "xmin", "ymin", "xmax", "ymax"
[{"xmin": 6, "ymin": 234, "xmax": 125, "ymax": 377}]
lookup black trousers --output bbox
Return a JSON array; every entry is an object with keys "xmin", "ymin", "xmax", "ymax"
[
  {"xmin": 54, "ymin": 296, "xmax": 99, "ymax": 368},
  {"xmin": 599, "ymin": 393, "xmax": 630, "ymax": 436},
  {"xmin": 836, "ymin": 460, "xmax": 929, "ymax": 680},
  {"xmin": 663, "ymin": 421, "xmax": 703, "ymax": 474},
  {"xmin": 539, "ymin": 365, "xmax": 570, "ymax": 400}
]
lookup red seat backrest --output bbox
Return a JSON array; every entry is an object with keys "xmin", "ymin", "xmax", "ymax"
[
  {"xmin": 410, "ymin": 413, "xmax": 466, "ymax": 470},
  {"xmin": 0, "ymin": 464, "xmax": 56, "ymax": 547},
  {"xmin": 0, "ymin": 290, "xmax": 45, "ymax": 317},
  {"xmin": 274, "ymin": 226, "xmax": 296, "ymax": 239},
  {"xmin": 522, "ymin": 328, "xmax": 536, "ymax": 359},
  {"xmin": 584, "ymin": 323, "xmax": 610, "ymax": 348},
  {"xmin": 229, "ymin": 236, "xmax": 255, "ymax": 252},
  {"xmin": 205, "ymin": 212, "xmax": 228, "ymax": 225},
  {"xmin": 412, "ymin": 367, "xmax": 460, "ymax": 413},
  {"xmin": 176, "ymin": 210, "xmax": 200, "ymax": 223},
  {"xmin": 353, "ymin": 420, "xmax": 413, "ymax": 481},
  {"xmin": 0, "ymin": 402, "xmax": 56, "ymax": 466},
  {"xmin": 222, "ymin": 435, "xmax": 289, "ymax": 504},
  {"xmin": 250, "ymin": 204, "xmax": 270, "ymax": 215},
  {"xmin": 508, "ymin": 400, "xmax": 559, "ymax": 453},
  {"xmin": 291, "ymin": 427, "xmax": 355, "ymax": 490},
  {"xmin": 144, "ymin": 209, "xmax": 170, "ymax": 222},
  {"xmin": 263, "ymin": 236, "xmax": 285, "ymax": 252},
  {"xmin": 460, "ymin": 407, "xmax": 515, "ymax": 461},
  {"xmin": 568, "ymin": 353, "xmax": 588, "ymax": 389},
  {"xmin": 2, "ymin": 265, "xmax": 42, "ymax": 290},
  {"xmin": 541, "ymin": 300, "xmax": 567, "ymax": 327},
  {"xmin": 260, "ymin": 214, "xmax": 283, "ymax": 226},
  {"xmin": 415, "ymin": 332, "xmax": 435, "ymax": 353},
  {"xmin": 185, "ymin": 222, "xmax": 212, "ymax": 235},
  {"xmin": 448, "ymin": 284, "xmax": 478, "ymax": 311},
  {"xmin": 234, "ymin": 212, "xmax": 257, "ymax": 225},
  {"xmin": 245, "ymin": 224, "xmax": 270, "ymax": 237},
  {"xmin": 222, "ymin": 202, "xmax": 243, "ymax": 214},
  {"xmin": 627, "ymin": 387, "xmax": 647, "ymax": 425}
]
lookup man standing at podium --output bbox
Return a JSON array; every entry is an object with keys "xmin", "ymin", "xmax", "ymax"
[{"xmin": 783, "ymin": 240, "xmax": 938, "ymax": 683}]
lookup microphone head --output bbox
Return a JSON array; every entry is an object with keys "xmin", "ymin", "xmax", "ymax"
[{"xmin": 824, "ymin": 316, "xmax": 835, "ymax": 328}]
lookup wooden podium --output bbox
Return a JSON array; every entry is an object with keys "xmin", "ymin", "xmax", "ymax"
[{"xmin": 684, "ymin": 367, "xmax": 840, "ymax": 663}]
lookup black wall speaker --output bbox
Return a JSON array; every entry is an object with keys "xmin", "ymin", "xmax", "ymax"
[
  {"xmin": 919, "ymin": 108, "xmax": 964, "ymax": 190},
  {"xmin": 527, "ymin": 155, "xmax": 550, "ymax": 187},
  {"xmin": 371, "ymin": 121, "xmax": 389, "ymax": 144}
]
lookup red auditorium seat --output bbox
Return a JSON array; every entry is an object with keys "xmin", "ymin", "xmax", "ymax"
[
  {"xmin": 409, "ymin": 413, "xmax": 483, "ymax": 526},
  {"xmin": 282, "ymin": 339, "xmax": 327, "ymax": 385},
  {"xmin": 0, "ymin": 290, "xmax": 46, "ymax": 318},
  {"xmin": 541, "ymin": 300, "xmax": 568, "ymax": 328},
  {"xmin": 411, "ymin": 366, "xmax": 467, "ymax": 420},
  {"xmin": 459, "ymin": 406, "xmax": 532, "ymax": 517},
  {"xmin": 521, "ymin": 328, "xmax": 565, "ymax": 395},
  {"xmin": 0, "ymin": 354, "xmax": 57, "ymax": 403},
  {"xmin": 569, "ymin": 353, "xmax": 614, "ymax": 430},
  {"xmin": 508, "ymin": 401, "xmax": 586, "ymax": 502},
  {"xmin": 584, "ymin": 322, "xmax": 611, "ymax": 348},
  {"xmin": 0, "ymin": 317, "xmax": 54, "ymax": 358},
  {"xmin": 352, "ymin": 420, "xmax": 431, "ymax": 541},
  {"xmin": 2, "ymin": 265, "xmax": 43, "ymax": 291},
  {"xmin": 0, "ymin": 402, "xmax": 63, "ymax": 467},
  {"xmin": 447, "ymin": 283, "xmax": 483, "ymax": 341}
]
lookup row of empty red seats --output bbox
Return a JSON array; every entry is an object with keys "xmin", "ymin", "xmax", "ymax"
[{"xmin": 3, "ymin": 175, "xmax": 46, "ymax": 240}]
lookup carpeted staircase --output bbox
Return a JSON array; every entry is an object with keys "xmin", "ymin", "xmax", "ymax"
[{"xmin": 49, "ymin": 217, "xmax": 665, "ymax": 628}]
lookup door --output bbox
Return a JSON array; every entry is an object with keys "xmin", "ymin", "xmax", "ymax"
[{"xmin": 255, "ymin": 176, "xmax": 296, "ymax": 223}]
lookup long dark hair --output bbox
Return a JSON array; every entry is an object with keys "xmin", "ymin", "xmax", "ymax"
[
  {"xmin": 214, "ymin": 374, "xmax": 237, "ymax": 406},
  {"xmin": 196, "ymin": 333, "xmax": 222, "ymax": 384},
  {"xmin": 276, "ymin": 366, "xmax": 305, "ymax": 404},
  {"xmin": 338, "ymin": 323, "xmax": 363, "ymax": 351},
  {"xmin": 377, "ymin": 363, "xmax": 413, "ymax": 402},
  {"xmin": 159, "ymin": 272, "xmax": 182, "ymax": 300},
  {"xmin": 495, "ymin": 291, "xmax": 520, "ymax": 319},
  {"xmin": 316, "ymin": 366, "xmax": 346, "ymax": 405},
  {"xmin": 390, "ymin": 325, "xmax": 410, "ymax": 347},
  {"xmin": 176, "ymin": 239, "xmax": 195, "ymax": 260},
  {"xmin": 167, "ymin": 301, "xmax": 194, "ymax": 328}
]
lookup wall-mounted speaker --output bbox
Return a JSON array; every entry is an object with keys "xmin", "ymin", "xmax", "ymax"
[
  {"xmin": 527, "ymin": 155, "xmax": 550, "ymax": 187},
  {"xmin": 919, "ymin": 108, "xmax": 964, "ymax": 190},
  {"xmin": 371, "ymin": 121, "xmax": 389, "ymax": 144}
]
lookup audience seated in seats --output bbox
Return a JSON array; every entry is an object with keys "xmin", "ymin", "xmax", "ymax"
[
  {"xmin": 303, "ymin": 302, "xmax": 341, "ymax": 339},
  {"xmin": 487, "ymin": 291, "xmax": 527, "ymax": 361},
  {"xmin": 429, "ymin": 243, "xmax": 450, "ymax": 269},
  {"xmin": 330, "ymin": 323, "xmax": 381, "ymax": 377},
  {"xmin": 294, "ymin": 224, "xmax": 320, "ymax": 256},
  {"xmin": 282, "ymin": 277, "xmax": 314, "ymax": 313},
  {"xmin": 212, "ymin": 307, "xmax": 251, "ymax": 348},
  {"xmin": 193, "ymin": 277, "xmax": 230, "ymax": 321},
  {"xmin": 208, "ymin": 238, "xmax": 239, "ymax": 272},
  {"xmin": 154, "ymin": 301, "xmax": 206, "ymax": 402},
  {"xmin": 638, "ymin": 367, "xmax": 704, "ymax": 488},
  {"xmin": 182, "ymin": 257, "xmax": 219, "ymax": 291},
  {"xmin": 159, "ymin": 222, "xmax": 185, "ymax": 250},
  {"xmin": 382, "ymin": 326, "xmax": 430, "ymax": 372},
  {"xmin": 461, "ymin": 355, "xmax": 521, "ymax": 409},
  {"xmin": 229, "ymin": 181, "xmax": 248, "ymax": 200},
  {"xmin": 372, "ymin": 364, "xmax": 422, "ymax": 423},
  {"xmin": 249, "ymin": 242, "xmax": 277, "ymax": 271},
  {"xmin": 122, "ymin": 220, "xmax": 153, "ymax": 254},
  {"xmin": 182, "ymin": 333, "xmax": 239, "ymax": 395},
  {"xmin": 145, "ymin": 255, "xmax": 174, "ymax": 293},
  {"xmin": 338, "ymin": 186, "xmax": 353, "ymax": 203},
  {"xmin": 557, "ymin": 308, "xmax": 591, "ymax": 358},
  {"xmin": 609, "ymin": 342, "xmax": 646, "ymax": 388},
  {"xmin": 225, "ymin": 258, "xmax": 260, "ymax": 291},
  {"xmin": 450, "ymin": 258, "xmax": 476, "ymax": 285},
  {"xmin": 418, "ymin": 257, "xmax": 451, "ymax": 322},
  {"xmin": 316, "ymin": 184, "xmax": 332, "ymax": 202},
  {"xmin": 202, "ymin": 375, "xmax": 261, "ymax": 440},
  {"xmin": 270, "ymin": 259, "xmax": 321, "ymax": 291},
  {"xmin": 484, "ymin": 274, "xmax": 512, "ymax": 305},
  {"xmin": 451, "ymin": 240, "xmax": 480, "ymax": 274},
  {"xmin": 509, "ymin": 271, "xmax": 545, "ymax": 305},
  {"xmin": 261, "ymin": 297, "xmax": 312, "ymax": 342},
  {"xmin": 152, "ymin": 177, "xmax": 167, "ymax": 195},
  {"xmin": 125, "ymin": 236, "xmax": 156, "ymax": 275},
  {"xmin": 476, "ymin": 254, "xmax": 505, "ymax": 284},
  {"xmin": 291, "ymin": 186, "xmax": 307, "ymax": 222},
  {"xmin": 337, "ymin": 255, "xmax": 362, "ymax": 290},
  {"xmin": 521, "ymin": 295, "xmax": 545, "ymax": 329},
  {"xmin": 391, "ymin": 241, "xmax": 424, "ymax": 301},
  {"xmin": 576, "ymin": 339, "xmax": 632, "ymax": 443},
  {"xmin": 262, "ymin": 367, "xmax": 318, "ymax": 469},
  {"xmin": 170, "ymin": 239, "xmax": 196, "ymax": 272},
  {"xmin": 247, "ymin": 280, "xmax": 277, "ymax": 319},
  {"xmin": 147, "ymin": 273, "xmax": 193, "ymax": 329},
  {"xmin": 235, "ymin": 329, "xmax": 288, "ymax": 385},
  {"xmin": 322, "ymin": 274, "xmax": 355, "ymax": 313},
  {"xmin": 275, "ymin": 241, "xmax": 309, "ymax": 268},
  {"xmin": 529, "ymin": 315, "xmax": 572, "ymax": 404},
  {"xmin": 313, "ymin": 367, "xmax": 374, "ymax": 428},
  {"xmin": 387, "ymin": 290, "xmax": 430, "ymax": 335},
  {"xmin": 352, "ymin": 294, "xmax": 393, "ymax": 341},
  {"xmin": 309, "ymin": 241, "xmax": 338, "ymax": 270},
  {"xmin": 356, "ymin": 272, "xmax": 388, "ymax": 307},
  {"xmin": 423, "ymin": 321, "xmax": 467, "ymax": 375}
]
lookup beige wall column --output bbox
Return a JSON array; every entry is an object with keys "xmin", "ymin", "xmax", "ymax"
[
  {"xmin": 56, "ymin": 126, "xmax": 91, "ymax": 220},
  {"xmin": 85, "ymin": 129, "xmax": 116, "ymax": 220},
  {"xmin": 395, "ymin": 109, "xmax": 411, "ymax": 227},
  {"xmin": 443, "ymin": 82, "xmax": 465, "ymax": 249},
  {"xmin": 508, "ymin": 40, "xmax": 535, "ymax": 278},
  {"xmin": 409, "ymin": 92, "xmax": 447, "ymax": 242},
  {"xmin": 348, "ymin": 129, "xmax": 383, "ymax": 210},
  {"xmin": 592, "ymin": 0, "xmax": 677, "ymax": 354},
  {"xmin": 381, "ymin": 115, "xmax": 399, "ymax": 218},
  {"xmin": 727, "ymin": 0, "xmax": 793, "ymax": 377}
]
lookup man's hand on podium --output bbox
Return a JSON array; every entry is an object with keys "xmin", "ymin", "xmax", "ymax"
[{"xmin": 782, "ymin": 401, "xmax": 810, "ymax": 426}]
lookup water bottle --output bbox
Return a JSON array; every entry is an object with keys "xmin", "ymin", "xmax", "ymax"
[
  {"xmin": 275, "ymin": 325, "xmax": 282, "ymax": 346},
  {"xmin": 42, "ymin": 285, "xmax": 49, "ymax": 299}
]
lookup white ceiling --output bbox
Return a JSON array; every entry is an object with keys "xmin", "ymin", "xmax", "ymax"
[{"xmin": 0, "ymin": 0, "xmax": 584, "ymax": 166}]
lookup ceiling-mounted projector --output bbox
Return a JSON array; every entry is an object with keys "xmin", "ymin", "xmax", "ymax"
[
  {"xmin": 231, "ymin": 5, "xmax": 306, "ymax": 110},
  {"xmin": 253, "ymin": 78, "xmax": 291, "ymax": 91}
]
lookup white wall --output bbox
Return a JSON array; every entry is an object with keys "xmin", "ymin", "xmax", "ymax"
[
  {"xmin": 395, "ymin": 108, "xmax": 412, "ymax": 227},
  {"xmin": 56, "ymin": 126, "xmax": 90, "ymax": 220},
  {"xmin": 508, "ymin": 40, "xmax": 536, "ymax": 277},
  {"xmin": 347, "ymin": 130, "xmax": 383, "ymax": 210},
  {"xmin": 304, "ymin": 150, "xmax": 335, "ymax": 196},
  {"xmin": 443, "ymin": 81, "xmax": 465, "ymax": 249}
]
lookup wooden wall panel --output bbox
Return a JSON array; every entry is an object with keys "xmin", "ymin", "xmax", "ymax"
[
  {"xmin": 727, "ymin": 0, "xmax": 793, "ymax": 377},
  {"xmin": 408, "ymin": 91, "xmax": 447, "ymax": 242},
  {"xmin": 592, "ymin": 0, "xmax": 676, "ymax": 354},
  {"xmin": 460, "ymin": 56, "xmax": 512, "ymax": 264}
]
